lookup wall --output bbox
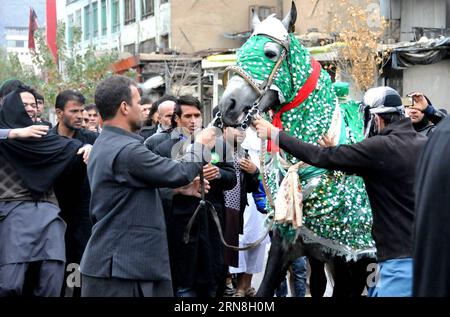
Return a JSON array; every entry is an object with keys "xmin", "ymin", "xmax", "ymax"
[
  {"xmin": 170, "ymin": 0, "xmax": 377, "ymax": 54},
  {"xmin": 448, "ymin": 0, "xmax": 450, "ymax": 28},
  {"xmin": 400, "ymin": 0, "xmax": 447, "ymax": 41},
  {"xmin": 286, "ymin": 0, "xmax": 379, "ymax": 36},
  {"xmin": 402, "ymin": 60, "xmax": 450, "ymax": 111},
  {"xmin": 170, "ymin": 0, "xmax": 281, "ymax": 53}
]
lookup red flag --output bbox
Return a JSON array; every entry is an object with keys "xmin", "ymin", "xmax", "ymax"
[
  {"xmin": 28, "ymin": 8, "xmax": 38, "ymax": 51},
  {"xmin": 46, "ymin": 0, "xmax": 58, "ymax": 63}
]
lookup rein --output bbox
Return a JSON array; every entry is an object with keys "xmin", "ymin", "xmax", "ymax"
[
  {"xmin": 183, "ymin": 146, "xmax": 273, "ymax": 251},
  {"xmin": 184, "ymin": 33, "xmax": 290, "ymax": 251}
]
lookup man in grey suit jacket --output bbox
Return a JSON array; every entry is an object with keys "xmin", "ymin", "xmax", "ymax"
[{"xmin": 80, "ymin": 76, "xmax": 216, "ymax": 297}]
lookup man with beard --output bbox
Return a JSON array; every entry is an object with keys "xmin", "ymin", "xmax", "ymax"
[
  {"xmin": 49, "ymin": 90, "xmax": 99, "ymax": 296},
  {"xmin": 52, "ymin": 90, "xmax": 98, "ymax": 145},
  {"xmin": 80, "ymin": 76, "xmax": 216, "ymax": 297},
  {"xmin": 147, "ymin": 95, "xmax": 237, "ymax": 297}
]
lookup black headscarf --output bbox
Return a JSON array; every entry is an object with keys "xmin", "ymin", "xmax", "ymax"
[{"xmin": 0, "ymin": 89, "xmax": 82, "ymax": 199}]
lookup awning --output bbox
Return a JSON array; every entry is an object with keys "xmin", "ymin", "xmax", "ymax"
[{"xmin": 390, "ymin": 37, "xmax": 450, "ymax": 69}]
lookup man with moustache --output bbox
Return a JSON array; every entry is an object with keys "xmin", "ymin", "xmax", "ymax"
[
  {"xmin": 50, "ymin": 90, "xmax": 98, "ymax": 296},
  {"xmin": 147, "ymin": 95, "xmax": 237, "ymax": 297},
  {"xmin": 80, "ymin": 76, "xmax": 216, "ymax": 297}
]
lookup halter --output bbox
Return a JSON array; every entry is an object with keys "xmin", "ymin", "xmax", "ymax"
[
  {"xmin": 212, "ymin": 33, "xmax": 290, "ymax": 130},
  {"xmin": 186, "ymin": 33, "xmax": 290, "ymax": 251}
]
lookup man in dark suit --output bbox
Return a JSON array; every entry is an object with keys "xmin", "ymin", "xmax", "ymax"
[
  {"xmin": 147, "ymin": 95, "xmax": 237, "ymax": 297},
  {"xmin": 49, "ymin": 89, "xmax": 99, "ymax": 297},
  {"xmin": 80, "ymin": 76, "xmax": 216, "ymax": 297}
]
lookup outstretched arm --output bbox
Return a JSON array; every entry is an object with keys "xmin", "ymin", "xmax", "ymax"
[
  {"xmin": 253, "ymin": 117, "xmax": 380, "ymax": 175},
  {"xmin": 1, "ymin": 125, "xmax": 49, "ymax": 141}
]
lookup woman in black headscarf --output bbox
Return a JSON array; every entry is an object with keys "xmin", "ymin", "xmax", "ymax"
[
  {"xmin": 0, "ymin": 86, "xmax": 84, "ymax": 296},
  {"xmin": 0, "ymin": 86, "xmax": 83, "ymax": 199}
]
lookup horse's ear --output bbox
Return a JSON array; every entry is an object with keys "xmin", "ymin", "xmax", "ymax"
[
  {"xmin": 282, "ymin": 1, "xmax": 297, "ymax": 33},
  {"xmin": 251, "ymin": 8, "xmax": 261, "ymax": 31}
]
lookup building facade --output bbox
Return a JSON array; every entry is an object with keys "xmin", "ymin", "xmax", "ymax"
[
  {"xmin": 61, "ymin": 1, "xmax": 450, "ymax": 111},
  {"xmin": 63, "ymin": 0, "xmax": 170, "ymax": 54},
  {"xmin": 4, "ymin": 26, "xmax": 34, "ymax": 66},
  {"xmin": 380, "ymin": 0, "xmax": 450, "ymax": 111},
  {"xmin": 63, "ymin": 0, "xmax": 370, "ymax": 55},
  {"xmin": 0, "ymin": 0, "xmax": 46, "ymax": 66}
]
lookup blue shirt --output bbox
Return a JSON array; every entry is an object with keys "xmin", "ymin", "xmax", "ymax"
[{"xmin": 0, "ymin": 129, "xmax": 10, "ymax": 140}]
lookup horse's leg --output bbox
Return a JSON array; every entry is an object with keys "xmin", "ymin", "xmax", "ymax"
[
  {"xmin": 329, "ymin": 256, "xmax": 375, "ymax": 297},
  {"xmin": 308, "ymin": 256, "xmax": 328, "ymax": 297},
  {"xmin": 349, "ymin": 257, "xmax": 376, "ymax": 297},
  {"xmin": 329, "ymin": 256, "xmax": 350, "ymax": 297},
  {"xmin": 256, "ymin": 230, "xmax": 303, "ymax": 297}
]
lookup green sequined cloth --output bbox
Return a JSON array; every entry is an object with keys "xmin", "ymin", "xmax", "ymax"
[{"xmin": 238, "ymin": 34, "xmax": 375, "ymax": 260}]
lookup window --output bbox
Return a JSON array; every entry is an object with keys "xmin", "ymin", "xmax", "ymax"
[
  {"xmin": 124, "ymin": 43, "xmax": 136, "ymax": 54},
  {"xmin": 124, "ymin": 0, "xmax": 136, "ymax": 24},
  {"xmin": 68, "ymin": 14, "xmax": 74, "ymax": 46},
  {"xmin": 6, "ymin": 40, "xmax": 14, "ymax": 47},
  {"xmin": 139, "ymin": 38, "xmax": 156, "ymax": 53},
  {"xmin": 101, "ymin": 0, "xmax": 107, "ymax": 36},
  {"xmin": 141, "ymin": 0, "xmax": 154, "ymax": 18},
  {"xmin": 92, "ymin": 2, "xmax": 99, "ymax": 37},
  {"xmin": 16, "ymin": 40, "xmax": 25, "ymax": 47},
  {"xmin": 111, "ymin": 0, "xmax": 120, "ymax": 33},
  {"xmin": 75, "ymin": 9, "xmax": 82, "ymax": 27},
  {"xmin": 84, "ymin": 5, "xmax": 91, "ymax": 40}
]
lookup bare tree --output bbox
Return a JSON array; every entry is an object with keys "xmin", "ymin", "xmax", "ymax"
[{"xmin": 330, "ymin": 0, "xmax": 388, "ymax": 92}]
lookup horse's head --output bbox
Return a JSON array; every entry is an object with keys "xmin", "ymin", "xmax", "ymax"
[{"xmin": 219, "ymin": 2, "xmax": 310, "ymax": 127}]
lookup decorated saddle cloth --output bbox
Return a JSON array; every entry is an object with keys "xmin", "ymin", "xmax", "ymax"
[
  {"xmin": 265, "ymin": 102, "xmax": 376, "ymax": 261},
  {"xmin": 236, "ymin": 33, "xmax": 375, "ymax": 260}
]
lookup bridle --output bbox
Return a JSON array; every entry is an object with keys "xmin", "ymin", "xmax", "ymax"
[
  {"xmin": 211, "ymin": 33, "xmax": 290, "ymax": 130},
  {"xmin": 184, "ymin": 33, "xmax": 290, "ymax": 251}
]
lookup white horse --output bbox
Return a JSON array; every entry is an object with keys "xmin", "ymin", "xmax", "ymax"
[{"xmin": 217, "ymin": 2, "xmax": 375, "ymax": 296}]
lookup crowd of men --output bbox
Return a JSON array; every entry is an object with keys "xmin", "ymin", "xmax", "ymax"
[{"xmin": 0, "ymin": 76, "xmax": 449, "ymax": 297}]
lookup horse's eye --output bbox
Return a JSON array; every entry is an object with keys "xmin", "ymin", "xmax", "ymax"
[{"xmin": 264, "ymin": 51, "xmax": 278, "ymax": 59}]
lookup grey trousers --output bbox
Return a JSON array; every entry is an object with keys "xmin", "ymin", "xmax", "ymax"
[
  {"xmin": 0, "ymin": 260, "xmax": 65, "ymax": 297},
  {"xmin": 81, "ymin": 274, "xmax": 173, "ymax": 297}
]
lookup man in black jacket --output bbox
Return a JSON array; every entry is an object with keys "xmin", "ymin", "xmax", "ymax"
[
  {"xmin": 254, "ymin": 86, "xmax": 427, "ymax": 297},
  {"xmin": 80, "ymin": 76, "xmax": 215, "ymax": 297},
  {"xmin": 146, "ymin": 95, "xmax": 237, "ymax": 297},
  {"xmin": 49, "ymin": 89, "xmax": 99, "ymax": 296}
]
